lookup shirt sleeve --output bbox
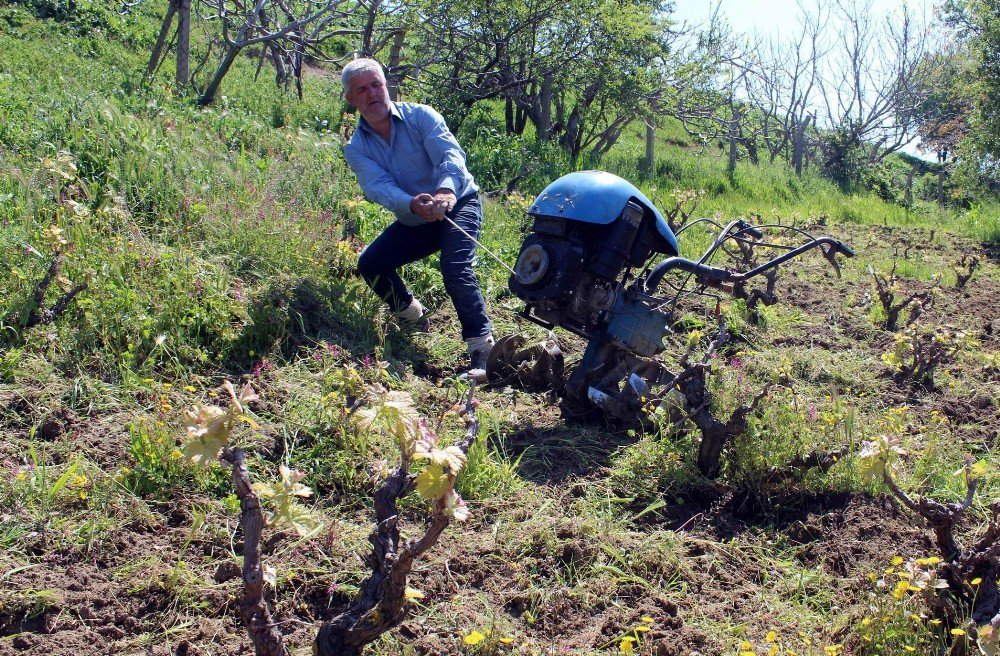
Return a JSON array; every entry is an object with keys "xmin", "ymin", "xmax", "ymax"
[
  {"xmin": 343, "ymin": 140, "xmax": 414, "ymax": 216},
  {"xmin": 417, "ymin": 105, "xmax": 474, "ymax": 196}
]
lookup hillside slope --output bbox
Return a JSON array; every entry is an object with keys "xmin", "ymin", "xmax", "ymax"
[{"xmin": 2, "ymin": 6, "xmax": 999, "ymax": 656}]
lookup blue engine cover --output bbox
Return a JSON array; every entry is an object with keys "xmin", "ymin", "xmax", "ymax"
[{"xmin": 528, "ymin": 170, "xmax": 679, "ymax": 256}]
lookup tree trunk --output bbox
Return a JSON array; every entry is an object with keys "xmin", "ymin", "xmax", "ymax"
[
  {"xmin": 386, "ymin": 30, "xmax": 405, "ymax": 101},
  {"xmin": 515, "ymin": 104, "xmax": 527, "ymax": 134},
  {"xmin": 937, "ymin": 153, "xmax": 946, "ymax": 205},
  {"xmin": 267, "ymin": 42, "xmax": 288, "ymax": 88},
  {"xmin": 292, "ymin": 28, "xmax": 305, "ymax": 100},
  {"xmin": 743, "ymin": 137, "xmax": 759, "ymax": 165},
  {"xmin": 644, "ymin": 119, "xmax": 655, "ymax": 171},
  {"xmin": 537, "ymin": 72, "xmax": 553, "ymax": 141},
  {"xmin": 222, "ymin": 448, "xmax": 290, "ymax": 656},
  {"xmin": 793, "ymin": 114, "xmax": 812, "ymax": 176},
  {"xmin": 199, "ymin": 47, "xmax": 241, "ymax": 105},
  {"xmin": 176, "ymin": 0, "xmax": 191, "ymax": 90},
  {"xmin": 360, "ymin": 0, "xmax": 382, "ymax": 56},
  {"xmin": 728, "ymin": 106, "xmax": 741, "ymax": 183},
  {"xmin": 146, "ymin": 0, "xmax": 177, "ymax": 80},
  {"xmin": 590, "ymin": 116, "xmax": 632, "ymax": 163},
  {"xmin": 563, "ymin": 106, "xmax": 580, "ymax": 157},
  {"xmin": 505, "ymin": 97, "xmax": 514, "ymax": 134}
]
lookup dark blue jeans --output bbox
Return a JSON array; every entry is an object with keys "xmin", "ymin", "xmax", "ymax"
[{"xmin": 357, "ymin": 193, "xmax": 492, "ymax": 340}]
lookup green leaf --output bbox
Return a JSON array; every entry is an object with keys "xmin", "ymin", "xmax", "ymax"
[
  {"xmin": 855, "ymin": 441, "xmax": 888, "ymax": 482},
  {"xmin": 46, "ymin": 458, "xmax": 80, "ymax": 502},
  {"xmin": 183, "ymin": 434, "xmax": 227, "ymax": 466},
  {"xmin": 181, "ymin": 403, "xmax": 232, "ymax": 466},
  {"xmin": 413, "ymin": 445, "xmax": 466, "ymax": 474},
  {"xmin": 414, "ymin": 463, "xmax": 452, "ymax": 501}
]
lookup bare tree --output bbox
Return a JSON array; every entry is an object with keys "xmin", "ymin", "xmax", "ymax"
[
  {"xmin": 146, "ymin": 0, "xmax": 193, "ymax": 89},
  {"xmin": 196, "ymin": 0, "xmax": 360, "ymax": 105},
  {"xmin": 663, "ymin": 10, "xmax": 758, "ymax": 168},
  {"xmin": 738, "ymin": 2, "xmax": 829, "ymax": 171},
  {"xmin": 818, "ymin": 0, "xmax": 934, "ymax": 166},
  {"xmin": 883, "ymin": 461, "xmax": 1000, "ymax": 650}
]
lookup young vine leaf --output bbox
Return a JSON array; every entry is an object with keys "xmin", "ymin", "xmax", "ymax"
[{"xmin": 254, "ymin": 465, "xmax": 320, "ymax": 536}]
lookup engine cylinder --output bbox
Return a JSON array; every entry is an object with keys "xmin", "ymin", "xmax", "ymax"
[{"xmin": 587, "ymin": 201, "xmax": 644, "ymax": 281}]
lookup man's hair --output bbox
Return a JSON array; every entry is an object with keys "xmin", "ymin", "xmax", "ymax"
[{"xmin": 341, "ymin": 58, "xmax": 385, "ymax": 95}]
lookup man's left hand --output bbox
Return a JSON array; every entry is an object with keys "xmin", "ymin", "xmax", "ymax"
[{"xmin": 432, "ymin": 189, "xmax": 457, "ymax": 219}]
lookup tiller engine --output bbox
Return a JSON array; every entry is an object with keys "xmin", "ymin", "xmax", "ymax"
[{"xmin": 488, "ymin": 171, "xmax": 854, "ymax": 457}]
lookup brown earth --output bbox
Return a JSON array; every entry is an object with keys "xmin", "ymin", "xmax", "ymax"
[{"xmin": 2, "ymin": 221, "xmax": 998, "ymax": 655}]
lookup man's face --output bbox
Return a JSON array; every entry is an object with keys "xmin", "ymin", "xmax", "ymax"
[{"xmin": 345, "ymin": 69, "xmax": 391, "ymax": 124}]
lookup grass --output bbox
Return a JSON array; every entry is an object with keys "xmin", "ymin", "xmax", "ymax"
[{"xmin": 1, "ymin": 5, "xmax": 999, "ymax": 656}]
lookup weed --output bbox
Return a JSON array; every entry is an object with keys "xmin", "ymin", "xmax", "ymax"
[{"xmin": 880, "ymin": 325, "xmax": 973, "ymax": 387}]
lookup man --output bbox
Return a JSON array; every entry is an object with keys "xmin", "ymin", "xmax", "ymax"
[{"xmin": 340, "ymin": 58, "xmax": 494, "ymax": 381}]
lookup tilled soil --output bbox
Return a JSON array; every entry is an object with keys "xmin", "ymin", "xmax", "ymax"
[{"xmin": 2, "ymin": 222, "xmax": 998, "ymax": 655}]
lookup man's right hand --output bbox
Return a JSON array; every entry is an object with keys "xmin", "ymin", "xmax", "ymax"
[{"xmin": 411, "ymin": 193, "xmax": 446, "ymax": 221}]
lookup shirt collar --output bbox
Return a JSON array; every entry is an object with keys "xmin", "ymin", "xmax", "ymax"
[{"xmin": 357, "ymin": 101, "xmax": 402, "ymax": 136}]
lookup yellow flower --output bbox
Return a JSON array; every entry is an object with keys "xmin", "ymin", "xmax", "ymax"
[
  {"xmin": 971, "ymin": 578, "xmax": 983, "ymax": 586},
  {"xmin": 634, "ymin": 625, "xmax": 650, "ymax": 632},
  {"xmin": 766, "ymin": 630, "xmax": 778, "ymax": 643},
  {"xmin": 403, "ymin": 587, "xmax": 424, "ymax": 602},
  {"xmin": 640, "ymin": 616, "xmax": 654, "ymax": 624},
  {"xmin": 184, "ymin": 385, "xmax": 196, "ymax": 392},
  {"xmin": 620, "ymin": 636, "xmax": 636, "ymax": 654},
  {"xmin": 891, "ymin": 556, "xmax": 905, "ymax": 566},
  {"xmin": 740, "ymin": 641, "xmax": 753, "ymax": 650},
  {"xmin": 464, "ymin": 630, "xmax": 486, "ymax": 646},
  {"xmin": 904, "ymin": 647, "xmax": 915, "ymax": 652},
  {"xmin": 768, "ymin": 645, "xmax": 779, "ymax": 656},
  {"xmin": 499, "ymin": 637, "xmax": 514, "ymax": 644},
  {"xmin": 951, "ymin": 629, "xmax": 966, "ymax": 636}
]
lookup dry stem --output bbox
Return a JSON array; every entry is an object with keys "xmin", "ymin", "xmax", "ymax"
[
  {"xmin": 314, "ymin": 384, "xmax": 480, "ymax": 656},
  {"xmin": 221, "ymin": 446, "xmax": 290, "ymax": 656}
]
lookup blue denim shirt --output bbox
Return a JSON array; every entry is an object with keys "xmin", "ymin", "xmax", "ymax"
[{"xmin": 343, "ymin": 102, "xmax": 479, "ymax": 226}]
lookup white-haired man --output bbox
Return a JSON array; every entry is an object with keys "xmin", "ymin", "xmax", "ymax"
[{"xmin": 340, "ymin": 58, "xmax": 493, "ymax": 381}]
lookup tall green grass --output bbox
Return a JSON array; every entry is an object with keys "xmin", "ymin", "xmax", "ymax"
[{"xmin": 2, "ymin": 2, "xmax": 997, "ymax": 391}]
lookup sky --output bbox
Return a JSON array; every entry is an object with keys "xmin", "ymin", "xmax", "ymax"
[
  {"xmin": 670, "ymin": 0, "xmax": 938, "ymax": 158},
  {"xmin": 670, "ymin": 0, "xmax": 931, "ymax": 39}
]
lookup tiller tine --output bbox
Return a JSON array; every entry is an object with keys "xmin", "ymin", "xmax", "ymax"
[{"xmin": 486, "ymin": 332, "xmax": 564, "ymax": 390}]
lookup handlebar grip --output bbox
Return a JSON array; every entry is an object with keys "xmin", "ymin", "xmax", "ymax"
[
  {"xmin": 834, "ymin": 241, "xmax": 855, "ymax": 257},
  {"xmin": 735, "ymin": 220, "xmax": 764, "ymax": 239}
]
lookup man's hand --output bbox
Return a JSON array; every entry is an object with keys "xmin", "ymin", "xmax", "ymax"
[
  {"xmin": 410, "ymin": 193, "xmax": 440, "ymax": 221},
  {"xmin": 411, "ymin": 190, "xmax": 457, "ymax": 222},
  {"xmin": 433, "ymin": 189, "xmax": 457, "ymax": 217}
]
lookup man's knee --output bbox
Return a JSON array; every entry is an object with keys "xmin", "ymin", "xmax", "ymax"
[
  {"xmin": 356, "ymin": 247, "xmax": 379, "ymax": 279},
  {"xmin": 440, "ymin": 257, "xmax": 477, "ymax": 287}
]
